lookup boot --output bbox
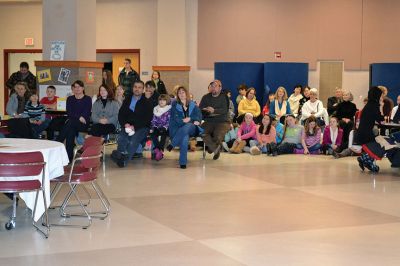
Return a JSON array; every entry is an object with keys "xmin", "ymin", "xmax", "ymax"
[
  {"xmin": 235, "ymin": 140, "xmax": 246, "ymax": 153},
  {"xmin": 269, "ymin": 143, "xmax": 278, "ymax": 156},
  {"xmin": 230, "ymin": 140, "xmax": 246, "ymax": 154},
  {"xmin": 229, "ymin": 141, "xmax": 239, "ymax": 154},
  {"xmin": 250, "ymin": 146, "xmax": 261, "ymax": 155},
  {"xmin": 189, "ymin": 138, "xmax": 197, "ymax": 152}
]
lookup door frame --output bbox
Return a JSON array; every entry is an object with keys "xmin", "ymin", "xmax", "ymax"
[{"xmin": 3, "ymin": 48, "xmax": 140, "ymax": 112}]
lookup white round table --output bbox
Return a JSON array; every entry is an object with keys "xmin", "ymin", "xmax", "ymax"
[{"xmin": 0, "ymin": 138, "xmax": 69, "ymax": 221}]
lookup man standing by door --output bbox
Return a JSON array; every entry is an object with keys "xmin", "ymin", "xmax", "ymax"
[
  {"xmin": 6, "ymin": 62, "xmax": 37, "ymax": 95},
  {"xmin": 118, "ymin": 58, "xmax": 140, "ymax": 98}
]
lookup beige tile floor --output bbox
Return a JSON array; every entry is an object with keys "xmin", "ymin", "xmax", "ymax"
[{"xmin": 1, "ymin": 147, "xmax": 400, "ymax": 265}]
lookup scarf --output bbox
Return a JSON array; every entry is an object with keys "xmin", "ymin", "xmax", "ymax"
[
  {"xmin": 153, "ymin": 104, "xmax": 171, "ymax": 117},
  {"xmin": 153, "ymin": 79, "xmax": 159, "ymax": 90},
  {"xmin": 330, "ymin": 126, "xmax": 338, "ymax": 144},
  {"xmin": 274, "ymin": 99, "xmax": 287, "ymax": 117}
]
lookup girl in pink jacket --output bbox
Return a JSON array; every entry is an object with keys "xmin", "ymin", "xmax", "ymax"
[
  {"xmin": 250, "ymin": 114, "xmax": 277, "ymax": 156},
  {"xmin": 322, "ymin": 116, "xmax": 343, "ymax": 155},
  {"xmin": 229, "ymin": 113, "xmax": 257, "ymax": 153}
]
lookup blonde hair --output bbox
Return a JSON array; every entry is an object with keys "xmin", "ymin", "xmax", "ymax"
[
  {"xmin": 274, "ymin": 86, "xmax": 288, "ymax": 100},
  {"xmin": 309, "ymin": 88, "xmax": 319, "ymax": 96}
]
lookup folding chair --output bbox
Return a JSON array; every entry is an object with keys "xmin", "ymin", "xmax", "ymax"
[
  {"xmin": 50, "ymin": 136, "xmax": 104, "ymax": 207},
  {"xmin": 50, "ymin": 144, "xmax": 110, "ymax": 229},
  {"xmin": 0, "ymin": 152, "xmax": 49, "ymax": 238}
]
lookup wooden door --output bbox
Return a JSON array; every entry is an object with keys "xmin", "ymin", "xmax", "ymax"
[{"xmin": 112, "ymin": 53, "xmax": 140, "ymax": 85}]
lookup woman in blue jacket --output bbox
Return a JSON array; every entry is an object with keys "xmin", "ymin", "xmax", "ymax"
[{"xmin": 167, "ymin": 86, "xmax": 202, "ymax": 169}]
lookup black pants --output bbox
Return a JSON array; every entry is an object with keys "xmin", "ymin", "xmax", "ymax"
[
  {"xmin": 7, "ymin": 118, "xmax": 33, "ymax": 138},
  {"xmin": 339, "ymin": 120, "xmax": 354, "ymax": 151},
  {"xmin": 277, "ymin": 142, "xmax": 297, "ymax": 155},
  {"xmin": 47, "ymin": 116, "xmax": 67, "ymax": 140},
  {"xmin": 89, "ymin": 123, "xmax": 116, "ymax": 137},
  {"xmin": 57, "ymin": 118, "xmax": 88, "ymax": 161},
  {"xmin": 150, "ymin": 127, "xmax": 168, "ymax": 151}
]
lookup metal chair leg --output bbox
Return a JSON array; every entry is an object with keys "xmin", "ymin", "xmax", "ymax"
[
  {"xmin": 33, "ymin": 189, "xmax": 50, "ymax": 238},
  {"xmin": 5, "ymin": 193, "xmax": 17, "ymax": 230},
  {"xmin": 50, "ymin": 184, "xmax": 92, "ymax": 229}
]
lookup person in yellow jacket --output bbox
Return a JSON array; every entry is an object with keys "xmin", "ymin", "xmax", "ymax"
[{"xmin": 237, "ymin": 87, "xmax": 261, "ymax": 123}]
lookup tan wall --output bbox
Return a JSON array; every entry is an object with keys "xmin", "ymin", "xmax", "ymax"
[
  {"xmin": 198, "ymin": 0, "xmax": 400, "ymax": 70},
  {"xmin": 0, "ymin": 0, "xmax": 158, "ymax": 114},
  {"xmin": 157, "ymin": 0, "xmax": 187, "ymax": 65},
  {"xmin": 0, "ymin": 2, "xmax": 43, "ymax": 115},
  {"xmin": 96, "ymin": 0, "xmax": 157, "ymax": 78}
]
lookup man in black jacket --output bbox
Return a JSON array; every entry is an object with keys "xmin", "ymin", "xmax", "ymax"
[
  {"xmin": 111, "ymin": 80, "xmax": 153, "ymax": 167},
  {"xmin": 118, "ymin": 58, "xmax": 140, "ymax": 98},
  {"xmin": 327, "ymin": 87, "xmax": 342, "ymax": 116},
  {"xmin": 199, "ymin": 80, "xmax": 230, "ymax": 160},
  {"xmin": 6, "ymin": 62, "xmax": 37, "ymax": 95}
]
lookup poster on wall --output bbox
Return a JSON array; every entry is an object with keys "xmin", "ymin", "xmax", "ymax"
[
  {"xmin": 86, "ymin": 71, "xmax": 95, "ymax": 84},
  {"xmin": 37, "ymin": 69, "xmax": 52, "ymax": 83},
  {"xmin": 58, "ymin": 68, "xmax": 71, "ymax": 84},
  {"xmin": 50, "ymin": 41, "xmax": 65, "ymax": 61}
]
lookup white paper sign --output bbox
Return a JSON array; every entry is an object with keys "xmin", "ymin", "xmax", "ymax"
[
  {"xmin": 56, "ymin": 97, "xmax": 67, "ymax": 111},
  {"xmin": 50, "ymin": 41, "xmax": 65, "ymax": 61}
]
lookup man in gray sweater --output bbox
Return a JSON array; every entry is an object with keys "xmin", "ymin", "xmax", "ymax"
[{"xmin": 199, "ymin": 80, "xmax": 230, "ymax": 160}]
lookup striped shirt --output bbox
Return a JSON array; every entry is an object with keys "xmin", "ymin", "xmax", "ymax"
[{"xmin": 24, "ymin": 101, "xmax": 45, "ymax": 121}]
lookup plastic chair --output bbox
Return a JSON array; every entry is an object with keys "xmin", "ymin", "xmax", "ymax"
[
  {"xmin": 0, "ymin": 152, "xmax": 49, "ymax": 238},
  {"xmin": 49, "ymin": 144, "xmax": 110, "ymax": 229}
]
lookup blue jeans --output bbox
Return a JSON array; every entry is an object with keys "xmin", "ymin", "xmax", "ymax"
[
  {"xmin": 308, "ymin": 143, "xmax": 322, "ymax": 152},
  {"xmin": 117, "ymin": 127, "xmax": 149, "ymax": 161},
  {"xmin": 171, "ymin": 123, "xmax": 197, "ymax": 166},
  {"xmin": 31, "ymin": 119, "xmax": 51, "ymax": 139}
]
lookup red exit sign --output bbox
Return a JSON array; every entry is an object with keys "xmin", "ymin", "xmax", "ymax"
[{"xmin": 24, "ymin": 38, "xmax": 34, "ymax": 46}]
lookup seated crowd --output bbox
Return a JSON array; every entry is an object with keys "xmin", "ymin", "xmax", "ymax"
[{"xmin": 3, "ymin": 72, "xmax": 399, "ymax": 171}]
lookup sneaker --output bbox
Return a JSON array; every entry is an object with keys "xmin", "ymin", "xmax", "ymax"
[
  {"xmin": 357, "ymin": 157, "xmax": 365, "ymax": 171},
  {"xmin": 180, "ymin": 164, "xmax": 186, "ymax": 169},
  {"xmin": 371, "ymin": 165, "xmax": 380, "ymax": 173},
  {"xmin": 154, "ymin": 148, "xmax": 164, "ymax": 161},
  {"xmin": 116, "ymin": 159, "xmax": 126, "ymax": 168},
  {"xmin": 221, "ymin": 142, "xmax": 229, "ymax": 152},
  {"xmin": 213, "ymin": 145, "xmax": 221, "ymax": 160},
  {"xmin": 166, "ymin": 144, "xmax": 173, "ymax": 152}
]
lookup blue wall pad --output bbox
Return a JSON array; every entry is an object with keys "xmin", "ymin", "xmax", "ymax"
[
  {"xmin": 370, "ymin": 63, "xmax": 400, "ymax": 101},
  {"xmin": 264, "ymin": 62, "xmax": 309, "ymax": 99},
  {"xmin": 215, "ymin": 62, "xmax": 264, "ymax": 108}
]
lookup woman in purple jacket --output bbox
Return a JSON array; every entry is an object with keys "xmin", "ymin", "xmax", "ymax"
[{"xmin": 57, "ymin": 80, "xmax": 92, "ymax": 161}]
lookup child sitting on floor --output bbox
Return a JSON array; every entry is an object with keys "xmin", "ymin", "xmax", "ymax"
[
  {"xmin": 322, "ymin": 116, "xmax": 343, "ymax": 155},
  {"xmin": 250, "ymin": 114, "xmax": 277, "ymax": 156},
  {"xmin": 298, "ymin": 116, "xmax": 322, "ymax": 155},
  {"xmin": 230, "ymin": 113, "xmax": 257, "ymax": 154},
  {"xmin": 272, "ymin": 118, "xmax": 284, "ymax": 144},
  {"xmin": 276, "ymin": 115, "xmax": 303, "ymax": 155},
  {"xmin": 222, "ymin": 123, "xmax": 239, "ymax": 152},
  {"xmin": 150, "ymin": 94, "xmax": 171, "ymax": 161}
]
